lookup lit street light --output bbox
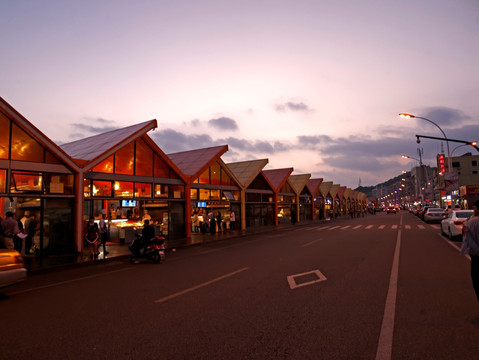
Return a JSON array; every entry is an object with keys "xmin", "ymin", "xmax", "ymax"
[{"xmin": 399, "ymin": 113, "xmax": 452, "ymax": 173}]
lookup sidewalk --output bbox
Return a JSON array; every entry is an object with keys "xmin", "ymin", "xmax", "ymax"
[{"xmin": 24, "ymin": 217, "xmax": 345, "ymax": 274}]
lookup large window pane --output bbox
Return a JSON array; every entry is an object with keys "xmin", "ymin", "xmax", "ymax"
[
  {"xmin": 169, "ymin": 185, "xmax": 184, "ymax": 199},
  {"xmin": 154, "ymin": 184, "xmax": 168, "ymax": 198},
  {"xmin": 10, "ymin": 171, "xmax": 43, "ymax": 193},
  {"xmin": 114, "ymin": 181, "xmax": 133, "ymax": 197},
  {"xmin": 84, "ymin": 179, "xmax": 91, "ymax": 197},
  {"xmin": 154, "ymin": 154, "xmax": 170, "ymax": 178},
  {"xmin": 198, "ymin": 168, "xmax": 209, "ymax": 184},
  {"xmin": 115, "ymin": 142, "xmax": 134, "ymax": 175},
  {"xmin": 210, "ymin": 162, "xmax": 221, "ymax": 185},
  {"xmin": 199, "ymin": 189, "xmax": 209, "ymax": 200},
  {"xmin": 92, "ymin": 181, "xmax": 112, "ymax": 197},
  {"xmin": 135, "ymin": 139, "xmax": 153, "ymax": 176},
  {"xmin": 44, "ymin": 174, "xmax": 75, "ymax": 195},
  {"xmin": 0, "ymin": 169, "xmax": 6, "ymax": 193},
  {"xmin": 221, "ymin": 170, "xmax": 234, "ymax": 186},
  {"xmin": 92, "ymin": 156, "xmax": 114, "ymax": 173},
  {"xmin": 11, "ymin": 123, "xmax": 44, "ymax": 162},
  {"xmin": 45, "ymin": 151, "xmax": 62, "ymax": 165},
  {"xmin": 134, "ymin": 182, "xmax": 152, "ymax": 198},
  {"xmin": 0, "ymin": 111, "xmax": 10, "ymax": 159}
]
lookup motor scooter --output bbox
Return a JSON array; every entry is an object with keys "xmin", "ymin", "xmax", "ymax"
[{"xmin": 129, "ymin": 232, "xmax": 165, "ymax": 264}]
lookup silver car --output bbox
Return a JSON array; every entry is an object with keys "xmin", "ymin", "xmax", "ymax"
[
  {"xmin": 441, "ymin": 210, "xmax": 474, "ymax": 240},
  {"xmin": 423, "ymin": 207, "xmax": 445, "ymax": 223}
]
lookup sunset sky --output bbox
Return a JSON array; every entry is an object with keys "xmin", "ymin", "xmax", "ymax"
[{"xmin": 2, "ymin": 0, "xmax": 479, "ymax": 188}]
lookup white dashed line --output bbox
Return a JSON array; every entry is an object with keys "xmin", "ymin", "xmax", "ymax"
[
  {"xmin": 353, "ymin": 225, "xmax": 363, "ymax": 229},
  {"xmin": 341, "ymin": 225, "xmax": 351, "ymax": 229},
  {"xmin": 328, "ymin": 226, "xmax": 341, "ymax": 230},
  {"xmin": 378, "ymin": 225, "xmax": 386, "ymax": 229},
  {"xmin": 365, "ymin": 225, "xmax": 374, "ymax": 229}
]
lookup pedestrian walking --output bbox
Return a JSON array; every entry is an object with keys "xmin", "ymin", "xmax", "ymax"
[
  {"xmin": 99, "ymin": 211, "xmax": 109, "ymax": 255},
  {"xmin": 1, "ymin": 211, "xmax": 19, "ymax": 250},
  {"xmin": 462, "ymin": 200, "xmax": 479, "ymax": 302},
  {"xmin": 85, "ymin": 216, "xmax": 100, "ymax": 259},
  {"xmin": 229, "ymin": 209, "xmax": 236, "ymax": 230},
  {"xmin": 216, "ymin": 211, "xmax": 222, "ymax": 232}
]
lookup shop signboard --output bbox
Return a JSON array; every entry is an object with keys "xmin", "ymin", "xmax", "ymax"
[{"xmin": 444, "ymin": 172, "xmax": 458, "ymax": 192}]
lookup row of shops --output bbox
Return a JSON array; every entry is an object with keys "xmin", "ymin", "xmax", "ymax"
[{"xmin": 0, "ymin": 97, "xmax": 367, "ymax": 258}]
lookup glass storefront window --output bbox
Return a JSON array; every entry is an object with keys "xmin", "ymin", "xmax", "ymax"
[
  {"xmin": 210, "ymin": 189, "xmax": 220, "ymax": 200},
  {"xmin": 0, "ymin": 111, "xmax": 10, "ymax": 159},
  {"xmin": 11, "ymin": 123, "xmax": 44, "ymax": 162},
  {"xmin": 84, "ymin": 179, "xmax": 91, "ymax": 197},
  {"xmin": 135, "ymin": 139, "xmax": 153, "ymax": 176},
  {"xmin": 45, "ymin": 150, "xmax": 62, "ymax": 165},
  {"xmin": 0, "ymin": 169, "xmax": 6, "ymax": 193},
  {"xmin": 114, "ymin": 181, "xmax": 133, "ymax": 197},
  {"xmin": 10, "ymin": 171, "xmax": 43, "ymax": 193},
  {"xmin": 199, "ymin": 189, "xmax": 209, "ymax": 200},
  {"xmin": 154, "ymin": 154, "xmax": 170, "ymax": 178},
  {"xmin": 44, "ymin": 174, "xmax": 75, "ymax": 195},
  {"xmin": 198, "ymin": 168, "xmax": 209, "ymax": 184},
  {"xmin": 92, "ymin": 181, "xmax": 112, "ymax": 197},
  {"xmin": 92, "ymin": 155, "xmax": 114, "ymax": 173},
  {"xmin": 190, "ymin": 188, "xmax": 198, "ymax": 200},
  {"xmin": 221, "ymin": 170, "xmax": 234, "ymax": 186},
  {"xmin": 154, "ymin": 184, "xmax": 168, "ymax": 198},
  {"xmin": 135, "ymin": 182, "xmax": 152, "ymax": 198},
  {"xmin": 115, "ymin": 142, "xmax": 134, "ymax": 175},
  {"xmin": 210, "ymin": 162, "xmax": 221, "ymax": 185},
  {"xmin": 169, "ymin": 185, "xmax": 184, "ymax": 199}
]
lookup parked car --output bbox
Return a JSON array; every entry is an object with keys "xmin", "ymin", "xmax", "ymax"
[
  {"xmin": 444, "ymin": 204, "xmax": 461, "ymax": 216},
  {"xmin": 441, "ymin": 209, "xmax": 474, "ymax": 240},
  {"xmin": 423, "ymin": 207, "xmax": 445, "ymax": 223},
  {"xmin": 0, "ymin": 249, "xmax": 27, "ymax": 289},
  {"xmin": 386, "ymin": 206, "xmax": 397, "ymax": 214},
  {"xmin": 419, "ymin": 206, "xmax": 437, "ymax": 220}
]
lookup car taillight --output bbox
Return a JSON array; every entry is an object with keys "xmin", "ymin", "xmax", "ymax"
[
  {"xmin": 454, "ymin": 221, "xmax": 464, "ymax": 226},
  {"xmin": 14, "ymin": 255, "xmax": 24, "ymax": 264}
]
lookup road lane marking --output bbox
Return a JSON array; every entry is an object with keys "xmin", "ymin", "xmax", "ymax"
[
  {"xmin": 417, "ymin": 225, "xmax": 425, "ymax": 229},
  {"xmin": 430, "ymin": 225, "xmax": 440, "ymax": 229},
  {"xmin": 316, "ymin": 226, "xmax": 331, "ymax": 230},
  {"xmin": 392, "ymin": 225, "xmax": 398, "ymax": 229},
  {"xmin": 302, "ymin": 238, "xmax": 323, "ymax": 247},
  {"xmin": 378, "ymin": 225, "xmax": 386, "ymax": 229},
  {"xmin": 405, "ymin": 225, "xmax": 411, "ymax": 230},
  {"xmin": 353, "ymin": 225, "xmax": 363, "ymax": 229},
  {"xmin": 436, "ymin": 233, "xmax": 471, "ymax": 261},
  {"xmin": 287, "ymin": 270, "xmax": 327, "ymax": 289},
  {"xmin": 155, "ymin": 267, "xmax": 249, "ymax": 303},
  {"xmin": 340, "ymin": 225, "xmax": 351, "ymax": 229},
  {"xmin": 328, "ymin": 226, "xmax": 341, "ymax": 230},
  {"xmin": 376, "ymin": 216, "xmax": 402, "ymax": 360},
  {"xmin": 365, "ymin": 225, "xmax": 374, "ymax": 229}
]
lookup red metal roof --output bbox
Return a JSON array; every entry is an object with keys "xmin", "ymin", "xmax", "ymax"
[
  {"xmin": 168, "ymin": 145, "xmax": 228, "ymax": 181},
  {"xmin": 262, "ymin": 168, "xmax": 294, "ymax": 193},
  {"xmin": 306, "ymin": 178, "xmax": 323, "ymax": 195}
]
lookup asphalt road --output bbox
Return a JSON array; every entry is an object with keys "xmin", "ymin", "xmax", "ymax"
[{"xmin": 1, "ymin": 212, "xmax": 479, "ymax": 360}]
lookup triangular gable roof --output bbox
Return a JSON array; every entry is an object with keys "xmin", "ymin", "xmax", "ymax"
[
  {"xmin": 306, "ymin": 178, "xmax": 323, "ymax": 196},
  {"xmin": 351, "ymin": 190, "xmax": 358, "ymax": 200},
  {"xmin": 226, "ymin": 159, "xmax": 268, "ymax": 188},
  {"xmin": 262, "ymin": 168, "xmax": 294, "ymax": 193},
  {"xmin": 344, "ymin": 188, "xmax": 352, "ymax": 199},
  {"xmin": 329, "ymin": 184, "xmax": 340, "ymax": 198},
  {"xmin": 320, "ymin": 181, "xmax": 333, "ymax": 198},
  {"xmin": 168, "ymin": 145, "xmax": 228, "ymax": 183},
  {"xmin": 289, "ymin": 174, "xmax": 311, "ymax": 195},
  {"xmin": 336, "ymin": 186, "xmax": 346, "ymax": 199},
  {"xmin": 0, "ymin": 97, "xmax": 79, "ymax": 171},
  {"xmin": 61, "ymin": 120, "xmax": 157, "ymax": 168}
]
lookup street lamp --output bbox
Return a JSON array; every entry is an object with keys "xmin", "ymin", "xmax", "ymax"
[
  {"xmin": 451, "ymin": 142, "xmax": 478, "ymax": 156},
  {"xmin": 399, "ymin": 113, "xmax": 452, "ymax": 173}
]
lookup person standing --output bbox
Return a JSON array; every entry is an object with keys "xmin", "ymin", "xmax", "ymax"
[
  {"xmin": 85, "ymin": 217, "xmax": 100, "ymax": 259},
  {"xmin": 208, "ymin": 210, "xmax": 216, "ymax": 234},
  {"xmin": 25, "ymin": 214, "xmax": 38, "ymax": 255},
  {"xmin": 216, "ymin": 212, "xmax": 222, "ymax": 233},
  {"xmin": 462, "ymin": 200, "xmax": 479, "ymax": 302},
  {"xmin": 229, "ymin": 209, "xmax": 236, "ymax": 230},
  {"xmin": 1, "ymin": 211, "xmax": 19, "ymax": 250},
  {"xmin": 99, "ymin": 212, "xmax": 109, "ymax": 255}
]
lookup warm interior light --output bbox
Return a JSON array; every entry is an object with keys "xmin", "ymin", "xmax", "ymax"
[{"xmin": 114, "ymin": 182, "xmax": 120, "ymax": 190}]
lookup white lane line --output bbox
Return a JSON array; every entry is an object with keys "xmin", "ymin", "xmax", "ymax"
[
  {"xmin": 328, "ymin": 226, "xmax": 341, "ymax": 230},
  {"xmin": 341, "ymin": 225, "xmax": 351, "ymax": 229},
  {"xmin": 8, "ymin": 268, "xmax": 132, "ymax": 295},
  {"xmin": 287, "ymin": 270, "xmax": 327, "ymax": 290},
  {"xmin": 405, "ymin": 225, "xmax": 411, "ymax": 230},
  {"xmin": 302, "ymin": 238, "xmax": 323, "ymax": 247},
  {"xmin": 417, "ymin": 225, "xmax": 425, "ymax": 229},
  {"xmin": 430, "ymin": 225, "xmax": 440, "ymax": 229},
  {"xmin": 353, "ymin": 225, "xmax": 363, "ymax": 229},
  {"xmin": 155, "ymin": 267, "xmax": 249, "ymax": 303},
  {"xmin": 378, "ymin": 225, "xmax": 386, "ymax": 229},
  {"xmin": 316, "ymin": 226, "xmax": 331, "ymax": 230},
  {"xmin": 392, "ymin": 225, "xmax": 398, "ymax": 230},
  {"xmin": 376, "ymin": 219, "xmax": 402, "ymax": 360},
  {"xmin": 365, "ymin": 225, "xmax": 374, "ymax": 229}
]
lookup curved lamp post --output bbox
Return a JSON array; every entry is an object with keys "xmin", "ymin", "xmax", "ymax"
[
  {"xmin": 401, "ymin": 154, "xmax": 428, "ymax": 202},
  {"xmin": 399, "ymin": 113, "xmax": 452, "ymax": 173}
]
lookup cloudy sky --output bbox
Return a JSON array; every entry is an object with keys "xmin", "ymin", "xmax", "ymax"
[{"xmin": 2, "ymin": 0, "xmax": 479, "ymax": 188}]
